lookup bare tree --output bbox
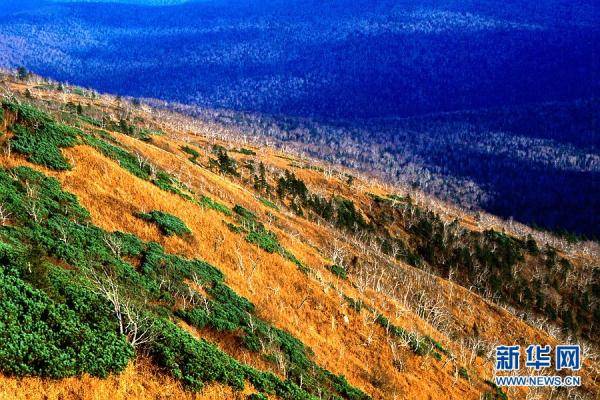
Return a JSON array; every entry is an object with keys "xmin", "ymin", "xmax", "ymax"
[
  {"xmin": 189, "ymin": 272, "xmax": 210, "ymax": 313},
  {"xmin": 86, "ymin": 268, "xmax": 155, "ymax": 348},
  {"xmin": 233, "ymin": 244, "xmax": 257, "ymax": 293},
  {"xmin": 23, "ymin": 181, "xmax": 41, "ymax": 223},
  {"xmin": 103, "ymin": 233, "xmax": 123, "ymax": 258},
  {"xmin": 134, "ymin": 152, "xmax": 148, "ymax": 171},
  {"xmin": 0, "ymin": 204, "xmax": 11, "ymax": 225}
]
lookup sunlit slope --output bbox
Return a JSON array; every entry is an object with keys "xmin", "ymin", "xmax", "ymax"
[{"xmin": 0, "ymin": 74, "xmax": 597, "ymax": 400}]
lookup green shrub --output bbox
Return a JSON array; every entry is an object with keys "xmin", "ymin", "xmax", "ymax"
[
  {"xmin": 424, "ymin": 336, "xmax": 451, "ymax": 357},
  {"xmin": 0, "ymin": 166, "xmax": 90, "ymax": 227},
  {"xmin": 323, "ymin": 371, "xmax": 370, "ymax": 400},
  {"xmin": 233, "ymin": 204, "xmax": 257, "ymax": 221},
  {"xmin": 181, "ymin": 145, "xmax": 200, "ymax": 163},
  {"xmin": 246, "ymin": 229, "xmax": 280, "ymax": 253},
  {"xmin": 112, "ymin": 231, "xmax": 146, "ymax": 257},
  {"xmin": 282, "ymin": 249, "xmax": 310, "ymax": 274},
  {"xmin": 149, "ymin": 319, "xmax": 246, "ymax": 391},
  {"xmin": 199, "ymin": 195, "xmax": 231, "ymax": 216},
  {"xmin": 258, "ymin": 197, "xmax": 279, "ymax": 210},
  {"xmin": 138, "ymin": 127, "xmax": 163, "ymax": 138},
  {"xmin": 153, "ymin": 171, "xmax": 193, "ymax": 200},
  {"xmin": 387, "ymin": 194, "xmax": 410, "ymax": 203},
  {"xmin": 237, "ymin": 148, "xmax": 256, "ymax": 156},
  {"xmin": 77, "ymin": 114, "xmax": 103, "ymax": 127},
  {"xmin": 344, "ymin": 295, "xmax": 363, "ymax": 312},
  {"xmin": 137, "ymin": 211, "xmax": 191, "ymax": 237},
  {"xmin": 232, "ymin": 205, "xmax": 287, "ymax": 254},
  {"xmin": 483, "ymin": 380, "xmax": 508, "ymax": 400},
  {"xmin": 0, "ymin": 266, "xmax": 133, "ymax": 378},
  {"xmin": 247, "ymin": 394, "xmax": 268, "ymax": 400},
  {"xmin": 226, "ymin": 222, "xmax": 245, "ymax": 234},
  {"xmin": 3, "ymin": 102, "xmax": 79, "ymax": 170},
  {"xmin": 140, "ymin": 242, "xmax": 222, "ymax": 289},
  {"xmin": 327, "ymin": 264, "xmax": 347, "ymax": 279}
]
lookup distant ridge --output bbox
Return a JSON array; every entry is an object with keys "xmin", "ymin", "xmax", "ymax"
[{"xmin": 50, "ymin": 0, "xmax": 193, "ymax": 5}]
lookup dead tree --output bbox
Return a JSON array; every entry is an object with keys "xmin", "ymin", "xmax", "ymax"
[{"xmin": 86, "ymin": 268, "xmax": 155, "ymax": 348}]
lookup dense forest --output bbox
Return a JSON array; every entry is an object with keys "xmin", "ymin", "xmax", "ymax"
[
  {"xmin": 0, "ymin": 0, "xmax": 598, "ymax": 236},
  {"xmin": 1, "ymin": 0, "xmax": 597, "ymax": 119}
]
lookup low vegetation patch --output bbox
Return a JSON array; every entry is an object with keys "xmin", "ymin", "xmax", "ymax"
[
  {"xmin": 105, "ymin": 118, "xmax": 161, "ymax": 141},
  {"xmin": 3, "ymin": 100, "xmax": 79, "ymax": 170},
  {"xmin": 181, "ymin": 145, "xmax": 201, "ymax": 163},
  {"xmin": 83, "ymin": 134, "xmax": 192, "ymax": 200},
  {"xmin": 341, "ymin": 294, "xmax": 445, "ymax": 360},
  {"xmin": 199, "ymin": 195, "xmax": 231, "ymax": 216},
  {"xmin": 327, "ymin": 264, "xmax": 347, "ymax": 279},
  {"xmin": 236, "ymin": 147, "xmax": 256, "ymax": 156},
  {"xmin": 231, "ymin": 205, "xmax": 310, "ymax": 273},
  {"xmin": 258, "ymin": 196, "xmax": 278, "ymax": 210},
  {"xmin": 483, "ymin": 380, "xmax": 508, "ymax": 400},
  {"xmin": 136, "ymin": 210, "xmax": 191, "ymax": 237}
]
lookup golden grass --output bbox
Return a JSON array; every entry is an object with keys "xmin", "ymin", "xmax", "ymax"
[
  {"xmin": 43, "ymin": 142, "xmax": 486, "ymax": 399},
  {"xmin": 0, "ymin": 358, "xmax": 247, "ymax": 400},
  {"xmin": 1, "ymin": 79, "xmax": 598, "ymax": 399}
]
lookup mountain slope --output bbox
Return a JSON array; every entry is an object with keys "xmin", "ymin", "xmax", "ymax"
[
  {"xmin": 0, "ymin": 73, "xmax": 598, "ymax": 399},
  {"xmin": 163, "ymin": 99, "xmax": 599, "ymax": 238}
]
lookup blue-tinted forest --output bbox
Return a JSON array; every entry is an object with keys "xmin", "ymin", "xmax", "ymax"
[{"xmin": 0, "ymin": 0, "xmax": 598, "ymax": 236}]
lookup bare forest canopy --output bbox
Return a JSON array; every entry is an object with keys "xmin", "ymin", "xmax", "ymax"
[{"xmin": 0, "ymin": 0, "xmax": 598, "ymax": 236}]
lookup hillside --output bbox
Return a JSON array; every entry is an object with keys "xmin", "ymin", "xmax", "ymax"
[
  {"xmin": 0, "ymin": 72, "xmax": 598, "ymax": 400},
  {"xmin": 156, "ymin": 99, "xmax": 599, "ymax": 238}
]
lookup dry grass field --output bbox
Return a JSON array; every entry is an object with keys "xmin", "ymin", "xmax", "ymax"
[{"xmin": 0, "ymin": 73, "xmax": 597, "ymax": 400}]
